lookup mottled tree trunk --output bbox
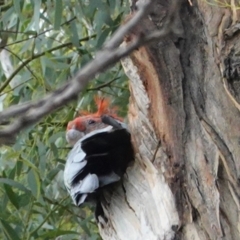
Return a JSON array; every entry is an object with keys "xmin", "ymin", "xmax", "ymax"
[{"xmin": 99, "ymin": 1, "xmax": 240, "ymax": 239}]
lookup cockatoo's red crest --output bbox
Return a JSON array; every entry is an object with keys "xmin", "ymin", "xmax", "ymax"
[{"xmin": 78, "ymin": 96, "xmax": 121, "ymax": 119}]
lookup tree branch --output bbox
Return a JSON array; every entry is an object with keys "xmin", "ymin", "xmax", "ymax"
[{"xmin": 0, "ymin": 0, "xmax": 182, "ymax": 142}]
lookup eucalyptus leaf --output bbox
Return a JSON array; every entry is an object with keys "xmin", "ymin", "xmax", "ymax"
[
  {"xmin": 33, "ymin": 0, "xmax": 42, "ymax": 32},
  {"xmin": 0, "ymin": 178, "xmax": 31, "ymax": 193},
  {"xmin": 0, "ymin": 220, "xmax": 21, "ymax": 240},
  {"xmin": 38, "ymin": 229, "xmax": 79, "ymax": 238},
  {"xmin": 70, "ymin": 21, "xmax": 80, "ymax": 48},
  {"xmin": 27, "ymin": 169, "xmax": 41, "ymax": 199},
  {"xmin": 4, "ymin": 184, "xmax": 20, "ymax": 209},
  {"xmin": 13, "ymin": 0, "xmax": 23, "ymax": 22},
  {"xmin": 54, "ymin": 0, "xmax": 63, "ymax": 30}
]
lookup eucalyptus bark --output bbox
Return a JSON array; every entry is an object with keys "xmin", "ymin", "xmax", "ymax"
[{"xmin": 99, "ymin": 1, "xmax": 240, "ymax": 239}]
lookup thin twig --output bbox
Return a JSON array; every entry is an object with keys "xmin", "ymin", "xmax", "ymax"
[
  {"xmin": 87, "ymin": 77, "xmax": 120, "ymax": 91},
  {"xmin": 27, "ymin": 197, "xmax": 68, "ymax": 239},
  {"xmin": 4, "ymin": 48, "xmax": 39, "ymax": 81},
  {"xmin": 0, "ymin": 78, "xmax": 33, "ymax": 97},
  {"xmin": 1, "ymin": 17, "xmax": 79, "ymax": 49}
]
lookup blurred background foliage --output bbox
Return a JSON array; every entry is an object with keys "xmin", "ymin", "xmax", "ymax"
[{"xmin": 0, "ymin": 0, "xmax": 130, "ymax": 239}]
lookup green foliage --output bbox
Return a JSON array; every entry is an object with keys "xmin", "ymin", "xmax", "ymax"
[
  {"xmin": 0, "ymin": 0, "xmax": 130, "ymax": 239},
  {"xmin": 203, "ymin": 0, "xmax": 240, "ymax": 8}
]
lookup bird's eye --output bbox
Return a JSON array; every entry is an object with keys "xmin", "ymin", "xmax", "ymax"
[{"xmin": 87, "ymin": 119, "xmax": 96, "ymax": 125}]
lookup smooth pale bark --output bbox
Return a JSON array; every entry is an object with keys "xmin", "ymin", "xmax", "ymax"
[{"xmin": 99, "ymin": 1, "xmax": 240, "ymax": 239}]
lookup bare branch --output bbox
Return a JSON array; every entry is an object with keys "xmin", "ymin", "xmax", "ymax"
[{"xmin": 0, "ymin": 0, "xmax": 182, "ymax": 142}]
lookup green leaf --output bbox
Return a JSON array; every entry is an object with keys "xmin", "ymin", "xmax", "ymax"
[
  {"xmin": 19, "ymin": 157, "xmax": 39, "ymax": 173},
  {"xmin": 38, "ymin": 229, "xmax": 79, "ymax": 238},
  {"xmin": 70, "ymin": 21, "xmax": 80, "ymax": 48},
  {"xmin": 49, "ymin": 131, "xmax": 65, "ymax": 144},
  {"xmin": 54, "ymin": 0, "xmax": 62, "ymax": 30},
  {"xmin": 0, "ymin": 219, "xmax": 21, "ymax": 240},
  {"xmin": 0, "ymin": 178, "xmax": 30, "ymax": 193},
  {"xmin": 1, "ymin": 6, "xmax": 15, "ymax": 27},
  {"xmin": 9, "ymin": 166, "xmax": 16, "ymax": 180},
  {"xmin": 96, "ymin": 28, "xmax": 111, "ymax": 49},
  {"xmin": 20, "ymin": 38, "xmax": 34, "ymax": 54},
  {"xmin": 16, "ymin": 160, "xmax": 23, "ymax": 177},
  {"xmin": 80, "ymin": 220, "xmax": 91, "ymax": 236},
  {"xmin": 4, "ymin": 184, "xmax": 19, "ymax": 209},
  {"xmin": 107, "ymin": 0, "xmax": 116, "ymax": 11},
  {"xmin": 40, "ymin": 56, "xmax": 47, "ymax": 76},
  {"xmin": 33, "ymin": 0, "xmax": 42, "ymax": 32},
  {"xmin": 94, "ymin": 10, "xmax": 112, "ymax": 31},
  {"xmin": 13, "ymin": 0, "xmax": 22, "ymax": 21},
  {"xmin": 18, "ymin": 193, "xmax": 31, "ymax": 208},
  {"xmin": 37, "ymin": 140, "xmax": 47, "ymax": 174},
  {"xmin": 40, "ymin": 11, "xmax": 52, "ymax": 25},
  {"xmin": 27, "ymin": 169, "xmax": 41, "ymax": 199},
  {"xmin": 45, "ymin": 166, "xmax": 61, "ymax": 185},
  {"xmin": 55, "ymin": 159, "xmax": 65, "ymax": 165}
]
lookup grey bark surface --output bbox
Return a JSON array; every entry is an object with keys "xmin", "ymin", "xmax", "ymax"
[{"xmin": 99, "ymin": 1, "xmax": 240, "ymax": 239}]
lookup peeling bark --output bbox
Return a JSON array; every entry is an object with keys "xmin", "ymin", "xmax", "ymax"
[{"xmin": 99, "ymin": 1, "xmax": 240, "ymax": 239}]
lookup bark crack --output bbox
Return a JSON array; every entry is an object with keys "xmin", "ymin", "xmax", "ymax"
[
  {"xmin": 151, "ymin": 140, "xmax": 161, "ymax": 163},
  {"xmin": 191, "ymin": 166, "xmax": 205, "ymax": 201},
  {"xmin": 121, "ymin": 182, "xmax": 137, "ymax": 217}
]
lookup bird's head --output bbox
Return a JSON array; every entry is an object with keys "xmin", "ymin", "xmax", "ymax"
[{"xmin": 66, "ymin": 96, "xmax": 122, "ymax": 145}]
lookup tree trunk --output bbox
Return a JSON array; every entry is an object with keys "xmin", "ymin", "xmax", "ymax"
[{"xmin": 98, "ymin": 1, "xmax": 240, "ymax": 239}]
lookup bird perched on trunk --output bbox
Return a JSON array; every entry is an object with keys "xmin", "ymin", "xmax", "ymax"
[{"xmin": 64, "ymin": 97, "xmax": 134, "ymax": 220}]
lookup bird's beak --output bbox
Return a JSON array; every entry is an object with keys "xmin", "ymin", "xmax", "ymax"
[{"xmin": 66, "ymin": 129, "xmax": 84, "ymax": 146}]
